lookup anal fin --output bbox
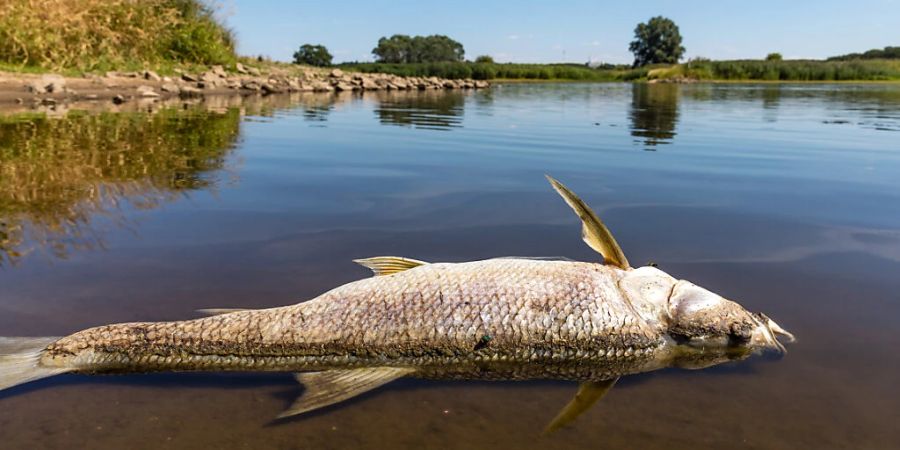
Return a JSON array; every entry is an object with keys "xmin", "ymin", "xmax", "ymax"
[
  {"xmin": 280, "ymin": 367, "xmax": 414, "ymax": 418},
  {"xmin": 544, "ymin": 377, "xmax": 618, "ymax": 434}
]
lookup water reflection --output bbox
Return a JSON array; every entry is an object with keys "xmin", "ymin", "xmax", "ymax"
[
  {"xmin": 298, "ymin": 95, "xmax": 337, "ymax": 123},
  {"xmin": 2, "ymin": 83, "xmax": 900, "ymax": 449},
  {"xmin": 0, "ymin": 108, "xmax": 241, "ymax": 266},
  {"xmin": 373, "ymin": 90, "xmax": 466, "ymax": 130},
  {"xmin": 629, "ymin": 84, "xmax": 680, "ymax": 147}
]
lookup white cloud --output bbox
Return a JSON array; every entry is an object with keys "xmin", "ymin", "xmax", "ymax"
[{"xmin": 507, "ymin": 34, "xmax": 520, "ymax": 40}]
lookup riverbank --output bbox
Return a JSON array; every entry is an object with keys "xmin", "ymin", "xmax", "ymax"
[
  {"xmin": 340, "ymin": 59, "xmax": 900, "ymax": 83},
  {"xmin": 0, "ymin": 64, "xmax": 490, "ymax": 108}
]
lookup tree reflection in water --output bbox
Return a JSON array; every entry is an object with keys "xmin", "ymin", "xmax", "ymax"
[
  {"xmin": 629, "ymin": 83, "xmax": 680, "ymax": 148},
  {"xmin": 374, "ymin": 90, "xmax": 466, "ymax": 130}
]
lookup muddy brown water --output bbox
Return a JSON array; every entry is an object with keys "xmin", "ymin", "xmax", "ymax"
[{"xmin": 1, "ymin": 83, "xmax": 899, "ymax": 449}]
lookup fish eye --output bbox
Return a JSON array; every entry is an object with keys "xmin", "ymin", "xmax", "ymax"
[{"xmin": 727, "ymin": 331, "xmax": 752, "ymax": 346}]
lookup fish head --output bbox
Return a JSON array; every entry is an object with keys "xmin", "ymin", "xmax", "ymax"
[
  {"xmin": 618, "ymin": 266, "xmax": 794, "ymax": 368},
  {"xmin": 665, "ymin": 278, "xmax": 795, "ymax": 364}
]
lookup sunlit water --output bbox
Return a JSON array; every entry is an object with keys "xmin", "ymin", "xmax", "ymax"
[{"xmin": 1, "ymin": 83, "xmax": 899, "ymax": 449}]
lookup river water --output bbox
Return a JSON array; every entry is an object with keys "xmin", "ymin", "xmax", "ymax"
[{"xmin": 1, "ymin": 83, "xmax": 898, "ymax": 449}]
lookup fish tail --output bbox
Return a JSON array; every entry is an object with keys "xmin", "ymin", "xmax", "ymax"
[{"xmin": 0, "ymin": 337, "xmax": 68, "ymax": 391}]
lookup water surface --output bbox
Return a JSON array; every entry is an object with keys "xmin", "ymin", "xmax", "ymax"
[{"xmin": 1, "ymin": 83, "xmax": 899, "ymax": 449}]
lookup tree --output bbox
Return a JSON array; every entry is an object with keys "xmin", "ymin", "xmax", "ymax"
[
  {"xmin": 293, "ymin": 44, "xmax": 332, "ymax": 67},
  {"xmin": 475, "ymin": 55, "xmax": 494, "ymax": 64},
  {"xmin": 628, "ymin": 16, "xmax": 685, "ymax": 67},
  {"xmin": 372, "ymin": 35, "xmax": 413, "ymax": 63},
  {"xmin": 372, "ymin": 34, "xmax": 465, "ymax": 63},
  {"xmin": 766, "ymin": 52, "xmax": 783, "ymax": 61}
]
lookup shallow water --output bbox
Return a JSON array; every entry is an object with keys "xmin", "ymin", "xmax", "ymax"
[{"xmin": 1, "ymin": 83, "xmax": 899, "ymax": 449}]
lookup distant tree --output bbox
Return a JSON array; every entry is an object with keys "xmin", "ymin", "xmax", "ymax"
[
  {"xmin": 373, "ymin": 34, "xmax": 465, "ymax": 63},
  {"xmin": 372, "ymin": 35, "xmax": 413, "ymax": 63},
  {"xmin": 293, "ymin": 44, "xmax": 332, "ymax": 67},
  {"xmin": 766, "ymin": 52, "xmax": 783, "ymax": 61},
  {"xmin": 628, "ymin": 16, "xmax": 685, "ymax": 67},
  {"xmin": 475, "ymin": 55, "xmax": 494, "ymax": 64}
]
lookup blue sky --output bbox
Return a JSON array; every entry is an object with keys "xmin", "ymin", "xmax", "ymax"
[{"xmin": 221, "ymin": 0, "xmax": 899, "ymax": 64}]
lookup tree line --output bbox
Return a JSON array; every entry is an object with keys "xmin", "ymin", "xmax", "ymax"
[
  {"xmin": 294, "ymin": 19, "xmax": 686, "ymax": 68},
  {"xmin": 371, "ymin": 35, "xmax": 465, "ymax": 63},
  {"xmin": 293, "ymin": 35, "xmax": 468, "ymax": 67},
  {"xmin": 292, "ymin": 19, "xmax": 897, "ymax": 77},
  {"xmin": 827, "ymin": 46, "xmax": 900, "ymax": 61}
]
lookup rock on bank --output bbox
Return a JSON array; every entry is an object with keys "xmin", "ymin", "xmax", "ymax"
[{"xmin": 0, "ymin": 64, "xmax": 490, "ymax": 106}]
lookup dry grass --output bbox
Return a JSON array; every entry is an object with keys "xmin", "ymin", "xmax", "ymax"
[{"xmin": 0, "ymin": 0, "xmax": 235, "ymax": 72}]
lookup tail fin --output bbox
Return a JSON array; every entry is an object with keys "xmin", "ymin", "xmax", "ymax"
[{"xmin": 0, "ymin": 337, "xmax": 67, "ymax": 391}]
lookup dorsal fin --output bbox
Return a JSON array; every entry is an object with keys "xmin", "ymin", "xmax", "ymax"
[
  {"xmin": 544, "ymin": 377, "xmax": 618, "ymax": 434},
  {"xmin": 546, "ymin": 176, "xmax": 630, "ymax": 269},
  {"xmin": 353, "ymin": 256, "xmax": 428, "ymax": 276},
  {"xmin": 279, "ymin": 367, "xmax": 414, "ymax": 418}
]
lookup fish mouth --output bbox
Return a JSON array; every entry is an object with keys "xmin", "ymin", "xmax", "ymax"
[{"xmin": 751, "ymin": 314, "xmax": 796, "ymax": 355}]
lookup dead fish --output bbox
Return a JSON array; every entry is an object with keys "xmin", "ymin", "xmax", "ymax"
[{"xmin": 0, "ymin": 176, "xmax": 794, "ymax": 432}]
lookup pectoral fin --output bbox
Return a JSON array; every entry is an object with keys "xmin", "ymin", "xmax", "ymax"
[
  {"xmin": 546, "ymin": 176, "xmax": 630, "ymax": 269},
  {"xmin": 279, "ymin": 367, "xmax": 414, "ymax": 418},
  {"xmin": 354, "ymin": 256, "xmax": 428, "ymax": 276},
  {"xmin": 544, "ymin": 377, "xmax": 619, "ymax": 434}
]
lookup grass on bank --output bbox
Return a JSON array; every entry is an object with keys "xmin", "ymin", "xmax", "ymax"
[{"xmin": 0, "ymin": 0, "xmax": 236, "ymax": 73}]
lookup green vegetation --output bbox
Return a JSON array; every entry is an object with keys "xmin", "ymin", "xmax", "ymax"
[
  {"xmin": 629, "ymin": 16, "xmax": 685, "ymax": 66},
  {"xmin": 372, "ymin": 35, "xmax": 465, "ymax": 63},
  {"xmin": 0, "ymin": 0, "xmax": 235, "ymax": 72},
  {"xmin": 475, "ymin": 55, "xmax": 495, "ymax": 64},
  {"xmin": 0, "ymin": 107, "xmax": 241, "ymax": 265},
  {"xmin": 293, "ymin": 44, "xmax": 332, "ymax": 67},
  {"xmin": 650, "ymin": 58, "xmax": 900, "ymax": 81},
  {"xmin": 340, "ymin": 61, "xmax": 625, "ymax": 81},
  {"xmin": 766, "ymin": 53, "xmax": 783, "ymax": 61},
  {"xmin": 828, "ymin": 46, "xmax": 900, "ymax": 61},
  {"xmin": 342, "ymin": 58, "xmax": 900, "ymax": 82}
]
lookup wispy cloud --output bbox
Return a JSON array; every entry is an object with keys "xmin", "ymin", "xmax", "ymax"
[{"xmin": 507, "ymin": 34, "xmax": 520, "ymax": 40}]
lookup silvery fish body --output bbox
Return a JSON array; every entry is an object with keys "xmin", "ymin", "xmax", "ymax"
[
  {"xmin": 0, "ymin": 177, "xmax": 793, "ymax": 428},
  {"xmin": 42, "ymin": 259, "xmax": 669, "ymax": 381}
]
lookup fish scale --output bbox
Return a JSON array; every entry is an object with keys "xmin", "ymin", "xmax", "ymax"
[{"xmin": 40, "ymin": 259, "xmax": 662, "ymax": 378}]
